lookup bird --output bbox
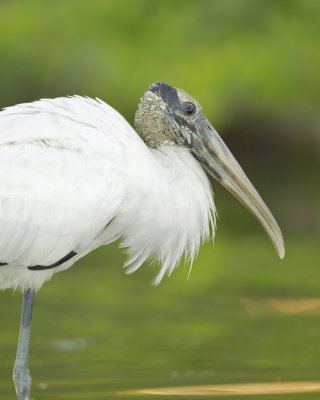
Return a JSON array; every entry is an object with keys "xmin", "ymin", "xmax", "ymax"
[{"xmin": 0, "ymin": 81, "xmax": 285, "ymax": 400}]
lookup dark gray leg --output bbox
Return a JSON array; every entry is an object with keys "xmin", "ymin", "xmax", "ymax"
[{"xmin": 13, "ymin": 288, "xmax": 35, "ymax": 400}]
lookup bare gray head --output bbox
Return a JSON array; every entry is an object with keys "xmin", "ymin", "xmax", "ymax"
[
  {"xmin": 134, "ymin": 81, "xmax": 285, "ymax": 259},
  {"xmin": 134, "ymin": 81, "xmax": 202, "ymax": 148}
]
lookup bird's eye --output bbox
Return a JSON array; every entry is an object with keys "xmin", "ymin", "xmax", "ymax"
[{"xmin": 183, "ymin": 102, "xmax": 196, "ymax": 116}]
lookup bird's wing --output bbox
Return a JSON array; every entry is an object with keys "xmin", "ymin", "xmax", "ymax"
[{"xmin": 0, "ymin": 96, "xmax": 129, "ymax": 267}]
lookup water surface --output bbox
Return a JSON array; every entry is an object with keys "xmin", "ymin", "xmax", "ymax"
[{"xmin": 1, "ymin": 236, "xmax": 319, "ymax": 399}]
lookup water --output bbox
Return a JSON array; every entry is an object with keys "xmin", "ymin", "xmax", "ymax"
[{"xmin": 1, "ymin": 236, "xmax": 319, "ymax": 399}]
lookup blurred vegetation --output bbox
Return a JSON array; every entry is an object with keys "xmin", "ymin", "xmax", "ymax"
[{"xmin": 0, "ymin": 0, "xmax": 318, "ymax": 237}]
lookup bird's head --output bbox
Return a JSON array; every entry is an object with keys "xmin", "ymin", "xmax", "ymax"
[{"xmin": 134, "ymin": 81, "xmax": 285, "ymax": 259}]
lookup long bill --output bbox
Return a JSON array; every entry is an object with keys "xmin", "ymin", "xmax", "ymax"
[{"xmin": 191, "ymin": 117, "xmax": 285, "ymax": 259}]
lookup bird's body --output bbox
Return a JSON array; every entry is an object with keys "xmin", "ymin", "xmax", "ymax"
[
  {"xmin": 1, "ymin": 82, "xmax": 284, "ymax": 400},
  {"xmin": 0, "ymin": 95, "xmax": 214, "ymax": 291}
]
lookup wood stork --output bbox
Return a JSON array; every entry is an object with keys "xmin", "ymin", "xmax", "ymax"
[{"xmin": 0, "ymin": 82, "xmax": 284, "ymax": 399}]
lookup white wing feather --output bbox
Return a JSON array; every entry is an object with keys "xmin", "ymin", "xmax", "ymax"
[{"xmin": 0, "ymin": 97, "xmax": 131, "ymax": 290}]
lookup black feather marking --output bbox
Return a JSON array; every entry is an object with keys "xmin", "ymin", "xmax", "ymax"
[
  {"xmin": 28, "ymin": 250, "xmax": 77, "ymax": 271},
  {"xmin": 104, "ymin": 217, "xmax": 115, "ymax": 230},
  {"xmin": 0, "ymin": 262, "xmax": 7, "ymax": 266}
]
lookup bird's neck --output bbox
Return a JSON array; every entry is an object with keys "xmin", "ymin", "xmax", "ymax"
[
  {"xmin": 134, "ymin": 92, "xmax": 181, "ymax": 148},
  {"xmin": 118, "ymin": 145, "xmax": 216, "ymax": 283}
]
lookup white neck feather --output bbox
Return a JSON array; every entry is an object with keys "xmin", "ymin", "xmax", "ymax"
[{"xmin": 118, "ymin": 145, "xmax": 216, "ymax": 284}]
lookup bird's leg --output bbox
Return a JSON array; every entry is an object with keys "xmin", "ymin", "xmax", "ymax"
[{"xmin": 13, "ymin": 288, "xmax": 35, "ymax": 400}]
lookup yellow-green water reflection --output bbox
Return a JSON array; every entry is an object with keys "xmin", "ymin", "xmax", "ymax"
[{"xmin": 1, "ymin": 235, "xmax": 319, "ymax": 399}]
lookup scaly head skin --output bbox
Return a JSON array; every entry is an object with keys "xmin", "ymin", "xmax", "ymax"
[{"xmin": 135, "ymin": 81, "xmax": 285, "ymax": 259}]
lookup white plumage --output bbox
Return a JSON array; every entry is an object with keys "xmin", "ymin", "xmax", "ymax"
[
  {"xmin": 2, "ymin": 82, "xmax": 285, "ymax": 400},
  {"xmin": 0, "ymin": 95, "xmax": 215, "ymax": 291}
]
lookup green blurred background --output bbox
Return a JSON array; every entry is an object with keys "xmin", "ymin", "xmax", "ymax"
[{"xmin": 0, "ymin": 1, "xmax": 319, "ymax": 399}]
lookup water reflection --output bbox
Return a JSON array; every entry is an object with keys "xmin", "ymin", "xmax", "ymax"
[
  {"xmin": 241, "ymin": 298, "xmax": 320, "ymax": 315},
  {"xmin": 129, "ymin": 381, "xmax": 320, "ymax": 396},
  {"xmin": 1, "ymin": 238, "xmax": 320, "ymax": 399}
]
